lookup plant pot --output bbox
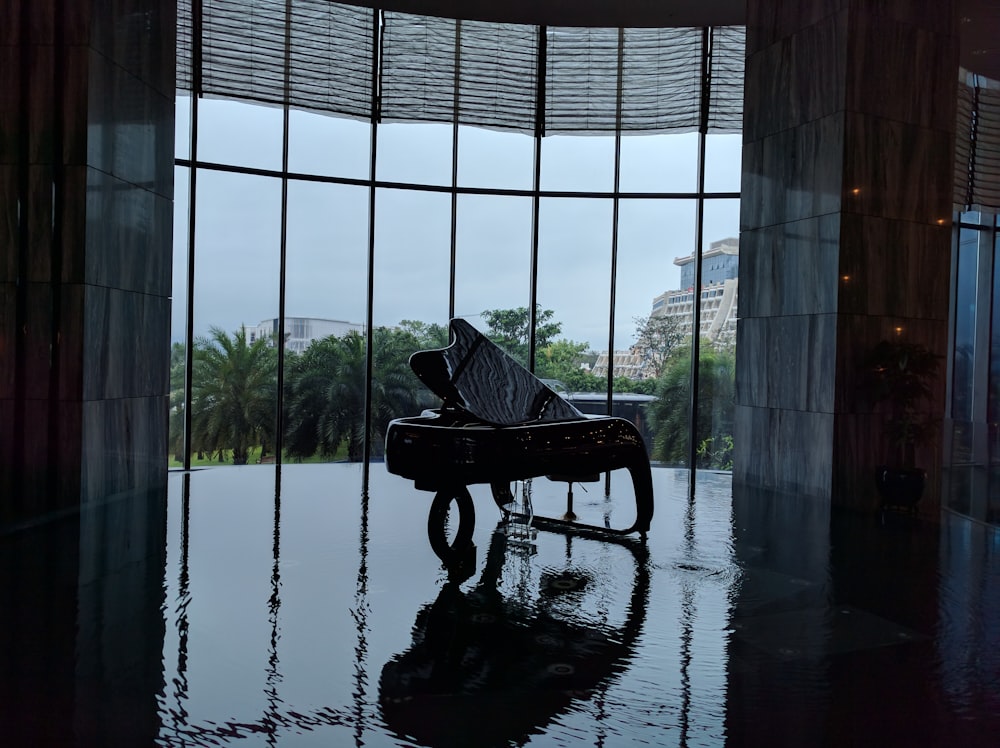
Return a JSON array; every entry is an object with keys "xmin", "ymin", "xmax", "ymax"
[{"xmin": 874, "ymin": 466, "xmax": 926, "ymax": 511}]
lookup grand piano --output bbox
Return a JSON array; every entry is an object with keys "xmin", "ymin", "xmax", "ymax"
[{"xmin": 385, "ymin": 318, "xmax": 654, "ymax": 562}]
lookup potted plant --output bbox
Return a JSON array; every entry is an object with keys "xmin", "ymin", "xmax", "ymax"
[{"xmin": 860, "ymin": 338, "xmax": 941, "ymax": 511}]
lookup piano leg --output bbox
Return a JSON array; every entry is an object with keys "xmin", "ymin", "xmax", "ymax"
[
  {"xmin": 564, "ymin": 482, "xmax": 577, "ymax": 521},
  {"xmin": 627, "ymin": 461, "xmax": 654, "ymax": 536},
  {"xmin": 427, "ymin": 486, "xmax": 476, "ymax": 566}
]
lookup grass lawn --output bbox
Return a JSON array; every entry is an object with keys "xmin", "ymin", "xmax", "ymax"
[{"xmin": 168, "ymin": 443, "xmax": 349, "ymax": 468}]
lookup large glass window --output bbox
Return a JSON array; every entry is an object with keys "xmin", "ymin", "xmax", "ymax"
[
  {"xmin": 282, "ymin": 182, "xmax": 369, "ymax": 463},
  {"xmin": 288, "ymin": 112, "xmax": 371, "ymax": 180},
  {"xmin": 619, "ymin": 132, "xmax": 699, "ymax": 193},
  {"xmin": 457, "ymin": 126, "xmax": 534, "ymax": 191},
  {"xmin": 190, "ymin": 171, "xmax": 281, "ymax": 466},
  {"xmin": 454, "ymin": 194, "xmax": 533, "ymax": 318},
  {"xmin": 946, "ymin": 213, "xmax": 1000, "ymax": 523},
  {"xmin": 173, "ymin": 9, "xmax": 744, "ymax": 480}
]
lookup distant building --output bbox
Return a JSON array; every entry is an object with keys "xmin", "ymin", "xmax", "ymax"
[
  {"xmin": 592, "ymin": 349, "xmax": 645, "ymax": 379},
  {"xmin": 597, "ymin": 237, "xmax": 739, "ymax": 380},
  {"xmin": 249, "ymin": 317, "xmax": 364, "ymax": 353},
  {"xmin": 652, "ymin": 237, "xmax": 739, "ymax": 345}
]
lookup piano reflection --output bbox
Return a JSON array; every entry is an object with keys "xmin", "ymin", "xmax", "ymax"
[
  {"xmin": 385, "ymin": 318, "xmax": 653, "ymax": 562},
  {"xmin": 378, "ymin": 525, "xmax": 650, "ymax": 747}
]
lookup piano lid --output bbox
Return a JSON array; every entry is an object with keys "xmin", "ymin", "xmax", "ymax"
[{"xmin": 409, "ymin": 318, "xmax": 584, "ymax": 427}]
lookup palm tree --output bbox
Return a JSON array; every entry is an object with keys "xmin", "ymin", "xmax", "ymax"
[
  {"xmin": 284, "ymin": 327, "xmax": 422, "ymax": 462},
  {"xmin": 168, "ymin": 342, "xmax": 186, "ymax": 462},
  {"xmin": 284, "ymin": 336, "xmax": 341, "ymax": 460},
  {"xmin": 322, "ymin": 328, "xmax": 421, "ymax": 460},
  {"xmin": 190, "ymin": 326, "xmax": 278, "ymax": 465}
]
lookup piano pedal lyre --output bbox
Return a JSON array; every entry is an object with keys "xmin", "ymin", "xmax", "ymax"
[{"xmin": 492, "ymin": 480, "xmax": 537, "ymax": 546}]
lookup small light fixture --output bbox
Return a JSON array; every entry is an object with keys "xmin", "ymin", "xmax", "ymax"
[
  {"xmin": 841, "ymin": 274, "xmax": 850, "ymax": 282},
  {"xmin": 851, "ymin": 187, "xmax": 861, "ymax": 195},
  {"xmin": 894, "ymin": 326, "xmax": 904, "ymax": 336}
]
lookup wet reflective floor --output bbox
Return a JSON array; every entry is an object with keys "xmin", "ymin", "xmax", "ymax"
[{"xmin": 2, "ymin": 465, "xmax": 999, "ymax": 746}]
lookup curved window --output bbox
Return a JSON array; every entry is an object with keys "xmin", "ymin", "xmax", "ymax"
[{"xmin": 172, "ymin": 3, "xmax": 744, "ymax": 476}]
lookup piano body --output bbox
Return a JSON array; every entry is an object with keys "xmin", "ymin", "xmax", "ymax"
[{"xmin": 385, "ymin": 318, "xmax": 654, "ymax": 562}]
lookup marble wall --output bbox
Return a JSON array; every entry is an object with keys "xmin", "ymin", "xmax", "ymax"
[
  {"xmin": 0, "ymin": 0, "xmax": 174, "ymax": 521},
  {"xmin": 1, "ymin": 3, "xmax": 173, "ymax": 743},
  {"xmin": 736, "ymin": 0, "xmax": 958, "ymax": 509}
]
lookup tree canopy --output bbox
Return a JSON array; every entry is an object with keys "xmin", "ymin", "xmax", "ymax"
[
  {"xmin": 171, "ymin": 309, "xmax": 736, "ymax": 470},
  {"xmin": 481, "ymin": 306, "xmax": 561, "ymax": 367},
  {"xmin": 648, "ymin": 344, "xmax": 735, "ymax": 468},
  {"xmin": 633, "ymin": 313, "xmax": 685, "ymax": 379},
  {"xmin": 190, "ymin": 327, "xmax": 278, "ymax": 464}
]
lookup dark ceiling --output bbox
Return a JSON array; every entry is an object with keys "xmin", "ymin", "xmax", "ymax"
[{"xmin": 356, "ymin": 0, "xmax": 1000, "ymax": 81}]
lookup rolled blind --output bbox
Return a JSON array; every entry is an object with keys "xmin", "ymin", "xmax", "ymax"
[
  {"xmin": 955, "ymin": 70, "xmax": 1000, "ymax": 213},
  {"xmin": 621, "ymin": 27, "xmax": 703, "ymax": 133},
  {"xmin": 177, "ymin": 1, "xmax": 744, "ymax": 136},
  {"xmin": 707, "ymin": 25, "xmax": 745, "ymax": 134},
  {"xmin": 176, "ymin": 0, "xmax": 374, "ymax": 115},
  {"xmin": 545, "ymin": 26, "xmax": 623, "ymax": 133},
  {"xmin": 379, "ymin": 15, "xmax": 542, "ymax": 130}
]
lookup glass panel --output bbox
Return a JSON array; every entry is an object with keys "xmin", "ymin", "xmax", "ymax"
[
  {"xmin": 534, "ymin": 197, "xmax": 612, "ymax": 387},
  {"xmin": 619, "ymin": 132, "xmax": 699, "ymax": 193},
  {"xmin": 197, "ymin": 98, "xmax": 284, "ymax": 171},
  {"xmin": 454, "ymin": 194, "xmax": 532, "ymax": 322},
  {"xmin": 703, "ymin": 198, "xmax": 741, "ymax": 251},
  {"xmin": 372, "ymin": 188, "xmax": 452, "ymax": 449},
  {"xmin": 612, "ymin": 199, "xmax": 697, "ymax": 458},
  {"xmin": 953, "ymin": 227, "xmax": 979, "ymax": 427},
  {"xmin": 457, "ymin": 125, "xmax": 534, "ymax": 191},
  {"xmin": 288, "ymin": 110, "xmax": 371, "ymax": 180},
  {"xmin": 540, "ymin": 134, "xmax": 615, "ymax": 193},
  {"xmin": 376, "ymin": 123, "xmax": 453, "ymax": 186},
  {"xmin": 171, "ymin": 167, "xmax": 191, "ymax": 346},
  {"xmin": 694, "ymin": 199, "xmax": 740, "ymax": 470},
  {"xmin": 695, "ymin": 258, "xmax": 739, "ymax": 470},
  {"xmin": 169, "ymin": 166, "xmax": 190, "ymax": 464},
  {"xmin": 703, "ymin": 133, "xmax": 742, "ymax": 193},
  {"xmin": 989, "ymin": 230, "xmax": 1000, "ymax": 427},
  {"xmin": 175, "ymin": 95, "xmax": 191, "ymax": 159},
  {"xmin": 283, "ymin": 182, "xmax": 369, "ymax": 463},
  {"xmin": 190, "ymin": 171, "xmax": 281, "ymax": 466}
]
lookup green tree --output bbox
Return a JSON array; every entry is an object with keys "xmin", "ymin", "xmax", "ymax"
[
  {"xmin": 398, "ymin": 319, "xmax": 450, "ymax": 350},
  {"xmin": 481, "ymin": 306, "xmax": 561, "ymax": 367},
  {"xmin": 168, "ymin": 342, "xmax": 186, "ymax": 462},
  {"xmin": 649, "ymin": 344, "xmax": 735, "ymax": 468},
  {"xmin": 283, "ymin": 336, "xmax": 341, "ymax": 460},
  {"xmin": 535, "ymin": 339, "xmax": 590, "ymax": 383},
  {"xmin": 283, "ymin": 327, "xmax": 421, "ymax": 462},
  {"xmin": 190, "ymin": 327, "xmax": 278, "ymax": 465},
  {"xmin": 634, "ymin": 313, "xmax": 685, "ymax": 379}
]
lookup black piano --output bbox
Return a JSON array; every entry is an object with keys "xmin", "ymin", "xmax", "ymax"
[{"xmin": 385, "ymin": 318, "xmax": 654, "ymax": 562}]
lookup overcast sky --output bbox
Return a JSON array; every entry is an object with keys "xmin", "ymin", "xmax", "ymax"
[{"xmin": 172, "ymin": 96, "xmax": 741, "ymax": 350}]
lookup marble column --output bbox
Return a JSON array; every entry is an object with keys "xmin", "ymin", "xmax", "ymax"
[
  {"xmin": 735, "ymin": 1, "xmax": 958, "ymax": 511},
  {"xmin": 0, "ymin": 2, "xmax": 173, "ymax": 742},
  {"xmin": 0, "ymin": 0, "xmax": 174, "ymax": 520}
]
